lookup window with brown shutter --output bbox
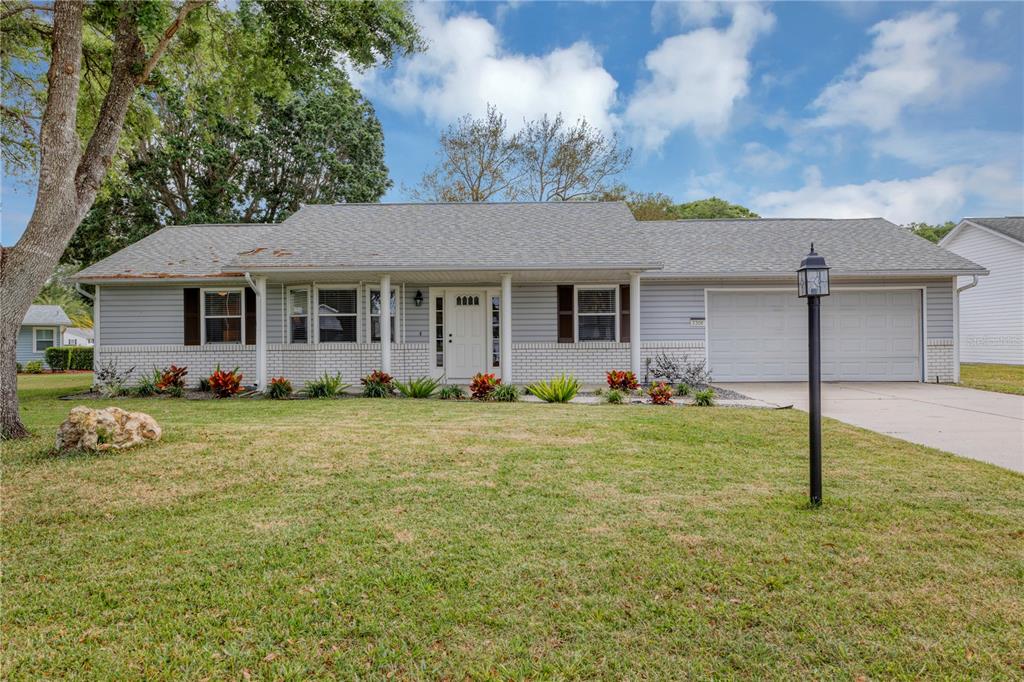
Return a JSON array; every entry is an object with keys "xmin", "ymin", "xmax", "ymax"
[
  {"xmin": 183, "ymin": 288, "xmax": 200, "ymax": 346},
  {"xmin": 557, "ymin": 285, "xmax": 574, "ymax": 343},
  {"xmin": 619, "ymin": 284, "xmax": 630, "ymax": 343}
]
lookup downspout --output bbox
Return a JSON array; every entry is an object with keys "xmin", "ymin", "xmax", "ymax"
[
  {"xmin": 75, "ymin": 283, "xmax": 94, "ymax": 301},
  {"xmin": 953, "ymin": 275, "xmax": 978, "ymax": 383},
  {"xmin": 956, "ymin": 275, "xmax": 978, "ymax": 294}
]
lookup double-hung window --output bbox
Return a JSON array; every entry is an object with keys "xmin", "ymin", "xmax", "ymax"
[
  {"xmin": 317, "ymin": 288, "xmax": 358, "ymax": 342},
  {"xmin": 203, "ymin": 289, "xmax": 243, "ymax": 344},
  {"xmin": 34, "ymin": 327, "xmax": 55, "ymax": 352},
  {"xmin": 576, "ymin": 287, "xmax": 617, "ymax": 342},
  {"xmin": 288, "ymin": 287, "xmax": 310, "ymax": 344},
  {"xmin": 368, "ymin": 288, "xmax": 397, "ymax": 343}
]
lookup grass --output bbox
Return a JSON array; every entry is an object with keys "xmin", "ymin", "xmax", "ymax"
[
  {"xmin": 958, "ymin": 363, "xmax": 1024, "ymax": 395},
  {"xmin": 3, "ymin": 373, "xmax": 1023, "ymax": 679}
]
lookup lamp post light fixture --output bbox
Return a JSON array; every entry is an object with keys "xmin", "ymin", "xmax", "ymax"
[{"xmin": 797, "ymin": 243, "xmax": 830, "ymax": 506}]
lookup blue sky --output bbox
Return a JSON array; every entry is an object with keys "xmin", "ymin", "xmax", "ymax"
[{"xmin": 2, "ymin": 1, "xmax": 1022, "ymax": 244}]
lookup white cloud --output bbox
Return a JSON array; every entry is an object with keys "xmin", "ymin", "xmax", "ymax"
[
  {"xmin": 739, "ymin": 141, "xmax": 791, "ymax": 173},
  {"xmin": 651, "ymin": 0, "xmax": 725, "ymax": 30},
  {"xmin": 981, "ymin": 7, "xmax": 1003, "ymax": 29},
  {"xmin": 751, "ymin": 164, "xmax": 1024, "ymax": 224},
  {"xmin": 625, "ymin": 4, "xmax": 775, "ymax": 149},
  {"xmin": 869, "ymin": 128, "xmax": 1023, "ymax": 169},
  {"xmin": 809, "ymin": 10, "xmax": 1007, "ymax": 131},
  {"xmin": 356, "ymin": 4, "xmax": 619, "ymax": 132}
]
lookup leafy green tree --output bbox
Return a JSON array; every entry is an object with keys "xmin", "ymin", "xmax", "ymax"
[
  {"xmin": 0, "ymin": 0, "xmax": 420, "ymax": 438},
  {"xmin": 34, "ymin": 264, "xmax": 93, "ymax": 329},
  {"xmin": 907, "ymin": 221, "xmax": 956, "ymax": 243},
  {"xmin": 594, "ymin": 186, "xmax": 760, "ymax": 221}
]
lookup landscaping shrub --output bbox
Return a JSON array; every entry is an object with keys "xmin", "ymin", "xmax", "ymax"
[
  {"xmin": 647, "ymin": 381, "xmax": 673, "ymax": 405},
  {"xmin": 606, "ymin": 369, "xmax": 639, "ymax": 392},
  {"xmin": 674, "ymin": 383, "xmax": 691, "ymax": 397},
  {"xmin": 44, "ymin": 346, "xmax": 94, "ymax": 371},
  {"xmin": 526, "ymin": 374, "xmax": 581, "ymax": 403},
  {"xmin": 395, "ymin": 376, "xmax": 441, "ymax": 399},
  {"xmin": 156, "ymin": 365, "xmax": 188, "ymax": 391},
  {"xmin": 132, "ymin": 369, "xmax": 161, "ymax": 397},
  {"xmin": 305, "ymin": 372, "xmax": 349, "ymax": 399},
  {"xmin": 23, "ymin": 360, "xmax": 44, "ymax": 374},
  {"xmin": 93, "ymin": 359, "xmax": 133, "ymax": 398},
  {"xmin": 164, "ymin": 385, "xmax": 184, "ymax": 398},
  {"xmin": 360, "ymin": 369, "xmax": 395, "ymax": 398},
  {"xmin": 491, "ymin": 383, "xmax": 520, "ymax": 402},
  {"xmin": 605, "ymin": 388, "xmax": 625, "ymax": 404},
  {"xmin": 15, "ymin": 362, "xmax": 22, "ymax": 373},
  {"xmin": 265, "ymin": 376, "xmax": 293, "ymax": 400},
  {"xmin": 198, "ymin": 377, "xmax": 211, "ymax": 392},
  {"xmin": 438, "ymin": 384, "xmax": 466, "ymax": 400},
  {"xmin": 644, "ymin": 352, "xmax": 711, "ymax": 390},
  {"xmin": 692, "ymin": 388, "xmax": 715, "ymax": 407},
  {"xmin": 470, "ymin": 372, "xmax": 500, "ymax": 400},
  {"xmin": 208, "ymin": 365, "xmax": 244, "ymax": 398}
]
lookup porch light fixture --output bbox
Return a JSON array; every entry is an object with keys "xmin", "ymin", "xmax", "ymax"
[
  {"xmin": 797, "ymin": 244, "xmax": 830, "ymax": 507},
  {"xmin": 414, "ymin": 289, "xmax": 424, "ymax": 307}
]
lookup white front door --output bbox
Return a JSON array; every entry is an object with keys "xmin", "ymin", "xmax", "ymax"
[{"xmin": 446, "ymin": 291, "xmax": 487, "ymax": 379}]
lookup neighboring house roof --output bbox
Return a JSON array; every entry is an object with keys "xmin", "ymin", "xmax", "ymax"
[
  {"xmin": 22, "ymin": 304, "xmax": 72, "ymax": 326},
  {"xmin": 638, "ymin": 217, "xmax": 987, "ymax": 278},
  {"xmin": 940, "ymin": 217, "xmax": 1024, "ymax": 247}
]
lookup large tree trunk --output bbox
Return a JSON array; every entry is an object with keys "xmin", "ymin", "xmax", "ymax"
[
  {"xmin": 0, "ymin": 1, "xmax": 84, "ymax": 439},
  {"xmin": 1, "ymin": 0, "xmax": 205, "ymax": 439}
]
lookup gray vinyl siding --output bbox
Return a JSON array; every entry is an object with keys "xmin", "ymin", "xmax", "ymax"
[
  {"xmin": 266, "ymin": 283, "xmax": 285, "ymax": 344},
  {"xmin": 639, "ymin": 282, "xmax": 704, "ymax": 341},
  {"xmin": 99, "ymin": 285, "xmax": 183, "ymax": 345},
  {"xmin": 926, "ymin": 280, "xmax": 953, "ymax": 339},
  {"xmin": 512, "ymin": 285, "xmax": 557, "ymax": 343},
  {"xmin": 17, "ymin": 325, "xmax": 56, "ymax": 364},
  {"xmin": 403, "ymin": 285, "xmax": 429, "ymax": 342}
]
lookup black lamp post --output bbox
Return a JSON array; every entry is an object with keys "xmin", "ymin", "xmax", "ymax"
[{"xmin": 797, "ymin": 244, "xmax": 830, "ymax": 506}]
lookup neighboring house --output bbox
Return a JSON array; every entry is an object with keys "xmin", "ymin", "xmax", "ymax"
[
  {"xmin": 17, "ymin": 304, "xmax": 72, "ymax": 366},
  {"xmin": 939, "ymin": 217, "xmax": 1024, "ymax": 368},
  {"xmin": 71, "ymin": 203, "xmax": 985, "ymax": 387},
  {"xmin": 63, "ymin": 326, "xmax": 95, "ymax": 347}
]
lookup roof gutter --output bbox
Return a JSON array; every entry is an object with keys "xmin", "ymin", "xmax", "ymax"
[
  {"xmin": 74, "ymin": 283, "xmax": 94, "ymax": 301},
  {"xmin": 956, "ymin": 275, "xmax": 979, "ymax": 294}
]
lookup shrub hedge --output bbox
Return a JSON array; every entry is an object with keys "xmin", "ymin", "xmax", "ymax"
[{"xmin": 43, "ymin": 346, "xmax": 93, "ymax": 371}]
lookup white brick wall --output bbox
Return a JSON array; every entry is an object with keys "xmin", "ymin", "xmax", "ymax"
[
  {"xmin": 96, "ymin": 345, "xmax": 257, "ymax": 385},
  {"xmin": 511, "ymin": 341, "xmax": 705, "ymax": 384},
  {"xmin": 97, "ymin": 343, "xmax": 431, "ymax": 388},
  {"xmin": 926, "ymin": 339, "xmax": 955, "ymax": 383}
]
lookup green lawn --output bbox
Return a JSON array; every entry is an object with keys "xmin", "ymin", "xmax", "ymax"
[
  {"xmin": 3, "ymin": 373, "xmax": 1023, "ymax": 679},
  {"xmin": 959, "ymin": 363, "xmax": 1024, "ymax": 395}
]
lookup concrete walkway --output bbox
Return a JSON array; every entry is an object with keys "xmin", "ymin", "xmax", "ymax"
[{"xmin": 720, "ymin": 382, "xmax": 1024, "ymax": 473}]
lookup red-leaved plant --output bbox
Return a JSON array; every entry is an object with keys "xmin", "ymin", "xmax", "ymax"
[
  {"xmin": 647, "ymin": 381, "xmax": 673, "ymax": 405},
  {"xmin": 470, "ymin": 372, "xmax": 501, "ymax": 400},
  {"xmin": 156, "ymin": 365, "xmax": 188, "ymax": 391},
  {"xmin": 360, "ymin": 369, "xmax": 395, "ymax": 397},
  {"xmin": 360, "ymin": 370, "xmax": 394, "ymax": 386},
  {"xmin": 606, "ymin": 369, "xmax": 639, "ymax": 392},
  {"xmin": 208, "ymin": 365, "xmax": 243, "ymax": 398}
]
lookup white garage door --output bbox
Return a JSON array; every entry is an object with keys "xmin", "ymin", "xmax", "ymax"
[{"xmin": 707, "ymin": 290, "xmax": 922, "ymax": 381}]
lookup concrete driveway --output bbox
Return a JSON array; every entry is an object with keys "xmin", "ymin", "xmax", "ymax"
[{"xmin": 721, "ymin": 382, "xmax": 1024, "ymax": 473}]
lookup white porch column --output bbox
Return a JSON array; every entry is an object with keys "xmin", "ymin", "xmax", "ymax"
[
  {"xmin": 255, "ymin": 276, "xmax": 268, "ymax": 388},
  {"xmin": 380, "ymin": 273, "xmax": 392, "ymax": 373},
  {"xmin": 501, "ymin": 273, "xmax": 512, "ymax": 384},
  {"xmin": 630, "ymin": 272, "xmax": 641, "ymax": 379}
]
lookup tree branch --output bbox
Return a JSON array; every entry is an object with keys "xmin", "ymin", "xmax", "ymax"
[{"xmin": 137, "ymin": 0, "xmax": 209, "ymax": 85}]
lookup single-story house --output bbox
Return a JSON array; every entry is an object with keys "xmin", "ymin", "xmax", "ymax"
[
  {"xmin": 17, "ymin": 304, "xmax": 72, "ymax": 366},
  {"xmin": 939, "ymin": 217, "xmax": 1023, "ymax": 367},
  {"xmin": 63, "ymin": 326, "xmax": 95, "ymax": 347},
  {"xmin": 71, "ymin": 202, "xmax": 986, "ymax": 388}
]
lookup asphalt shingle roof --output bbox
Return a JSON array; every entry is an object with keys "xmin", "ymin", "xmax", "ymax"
[
  {"xmin": 230, "ymin": 202, "xmax": 654, "ymax": 271},
  {"xmin": 74, "ymin": 207, "xmax": 986, "ymax": 281},
  {"xmin": 964, "ymin": 217, "xmax": 1024, "ymax": 243},
  {"xmin": 74, "ymin": 224, "xmax": 275, "ymax": 280},
  {"xmin": 637, "ymin": 217, "xmax": 986, "ymax": 277},
  {"xmin": 22, "ymin": 305, "xmax": 72, "ymax": 326}
]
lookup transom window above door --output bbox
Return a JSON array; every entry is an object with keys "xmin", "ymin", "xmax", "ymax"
[{"xmin": 577, "ymin": 287, "xmax": 617, "ymax": 342}]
